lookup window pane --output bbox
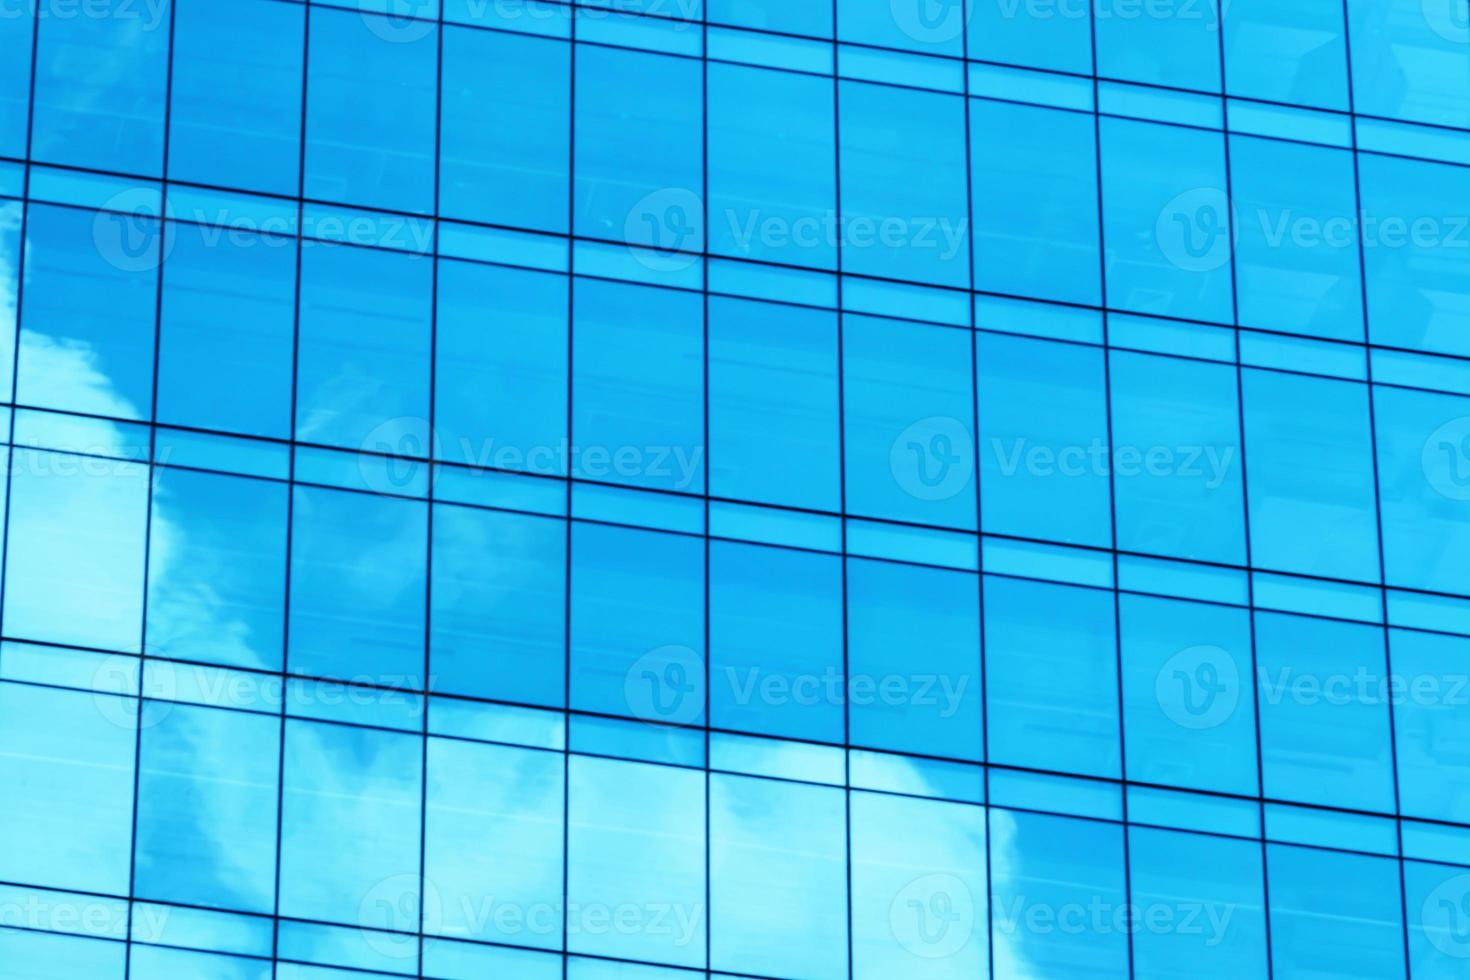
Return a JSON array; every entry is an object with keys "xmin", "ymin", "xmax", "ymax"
[
  {"xmin": 279, "ymin": 719, "xmax": 423, "ymax": 928},
  {"xmin": 429, "ymin": 504, "xmax": 566, "ymax": 707},
  {"xmin": 147, "ymin": 468, "xmax": 288, "ymax": 671},
  {"xmin": 134, "ymin": 703, "xmax": 279, "ymax": 913},
  {"xmin": 710, "ymin": 774, "xmax": 847, "ymax": 978},
  {"xmin": 985, "ymin": 576, "xmax": 1121, "ymax": 778},
  {"xmin": 305, "ymin": 8, "xmax": 436, "ymax": 213},
  {"xmin": 1268, "ymin": 844, "xmax": 1406, "ymax": 979},
  {"xmin": 169, "ymin": 0, "xmax": 303, "ymax": 196},
  {"xmin": 288, "ymin": 486, "xmax": 427, "ymax": 684},
  {"xmin": 441, "ymin": 27, "xmax": 568, "ymax": 232}
]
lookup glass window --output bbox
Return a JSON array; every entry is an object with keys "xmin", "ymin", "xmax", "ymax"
[
  {"xmin": 169, "ymin": 0, "xmax": 303, "ymax": 196},
  {"xmin": 1347, "ymin": 0, "xmax": 1470, "ymax": 130},
  {"xmin": 18, "ymin": 204, "xmax": 157, "ymax": 421},
  {"xmin": 978, "ymin": 331, "xmax": 1111, "ymax": 547},
  {"xmin": 851, "ymin": 792, "xmax": 987, "ymax": 979},
  {"xmin": 288, "ymin": 486, "xmax": 428, "ymax": 684},
  {"xmin": 839, "ymin": 0, "xmax": 965, "ymax": 56},
  {"xmin": 1255, "ymin": 611, "xmax": 1396, "ymax": 813},
  {"xmin": 134, "ymin": 703, "xmax": 279, "ymax": 913},
  {"xmin": 280, "ymin": 719, "xmax": 423, "ymax": 929},
  {"xmin": 1268, "ymin": 844, "xmax": 1406, "ymax": 979},
  {"xmin": 0, "ymin": 6, "xmax": 31, "ymax": 158},
  {"xmin": 1108, "ymin": 349, "xmax": 1246, "ymax": 565},
  {"xmin": 1230, "ymin": 136, "xmax": 1363, "ymax": 341},
  {"xmin": 158, "ymin": 222, "xmax": 297, "ymax": 439},
  {"xmin": 970, "ymin": 0, "xmax": 1092, "ymax": 74},
  {"xmin": 568, "ymin": 756, "xmax": 706, "ymax": 968},
  {"xmin": 839, "ymin": 81, "xmax": 970, "ymax": 288},
  {"xmin": 970, "ymin": 98, "xmax": 1101, "ymax": 307},
  {"xmin": 571, "ymin": 279, "xmax": 704, "ymax": 494},
  {"xmin": 1120, "ymin": 593, "xmax": 1258, "ymax": 797},
  {"xmin": 1242, "ymin": 369, "xmax": 1381, "ymax": 582},
  {"xmin": 847, "ymin": 558, "xmax": 982, "ymax": 761},
  {"xmin": 708, "ymin": 296, "xmax": 841, "ymax": 511},
  {"xmin": 441, "ymin": 27, "xmax": 568, "ymax": 232},
  {"xmin": 0, "ymin": 932, "xmax": 125, "ymax": 980},
  {"xmin": 710, "ymin": 774, "xmax": 847, "ymax": 978},
  {"xmin": 305, "ymin": 8, "xmax": 436, "ymax": 213},
  {"xmin": 1360, "ymin": 153, "xmax": 1470, "ymax": 359},
  {"xmin": 435, "ymin": 260, "xmax": 568, "ymax": 476},
  {"xmin": 4, "ymin": 449, "xmax": 149, "ymax": 653},
  {"xmin": 845, "ymin": 315, "xmax": 976, "ymax": 529},
  {"xmin": 429, "ymin": 504, "xmax": 566, "ymax": 708},
  {"xmin": 296, "ymin": 245, "xmax": 432, "ymax": 453},
  {"xmin": 709, "ymin": 541, "xmax": 844, "ymax": 742},
  {"xmin": 985, "ymin": 576, "xmax": 1121, "ymax": 779},
  {"xmin": 0, "ymin": 199, "xmax": 19, "ymax": 405},
  {"xmin": 147, "ymin": 468, "xmax": 289, "ymax": 671},
  {"xmin": 707, "ymin": 0, "xmax": 831, "ymax": 35},
  {"xmin": 1101, "ymin": 117, "xmax": 1233, "ymax": 325},
  {"xmin": 0, "ymin": 684, "xmax": 136, "ymax": 894},
  {"xmin": 574, "ymin": 45, "xmax": 702, "ymax": 250},
  {"xmin": 1390, "ymin": 628, "xmax": 1470, "ymax": 824},
  {"xmin": 1404, "ymin": 859, "xmax": 1470, "ymax": 979},
  {"xmin": 1224, "ymin": 0, "xmax": 1349, "ymax": 110},
  {"xmin": 1095, "ymin": 0, "xmax": 1222, "ymax": 90},
  {"xmin": 1374, "ymin": 385, "xmax": 1470, "ymax": 596},
  {"xmin": 708, "ymin": 62, "xmax": 836, "ymax": 269},
  {"xmin": 30, "ymin": 0, "xmax": 170, "ymax": 174},
  {"xmin": 990, "ymin": 808, "xmax": 1128, "ymax": 978},
  {"xmin": 1129, "ymin": 826, "xmax": 1269, "ymax": 978},
  {"xmin": 570, "ymin": 522, "xmax": 704, "ymax": 723},
  {"xmin": 426, "ymin": 739, "xmax": 564, "ymax": 948}
]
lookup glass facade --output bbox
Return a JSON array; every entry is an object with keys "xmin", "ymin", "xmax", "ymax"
[{"xmin": 1, "ymin": 1, "xmax": 1470, "ymax": 978}]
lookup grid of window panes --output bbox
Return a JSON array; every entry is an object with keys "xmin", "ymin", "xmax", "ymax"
[{"xmin": 2, "ymin": 0, "xmax": 1470, "ymax": 978}]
